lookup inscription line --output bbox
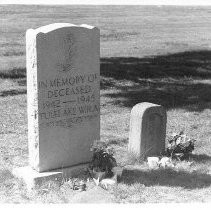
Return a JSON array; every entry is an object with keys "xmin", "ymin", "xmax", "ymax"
[{"xmin": 63, "ymin": 100, "xmax": 76, "ymax": 103}]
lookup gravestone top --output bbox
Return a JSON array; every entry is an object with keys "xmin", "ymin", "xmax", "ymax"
[
  {"xmin": 30, "ymin": 23, "xmax": 96, "ymax": 34},
  {"xmin": 27, "ymin": 23, "xmax": 100, "ymax": 172},
  {"xmin": 130, "ymin": 102, "xmax": 166, "ymax": 117}
]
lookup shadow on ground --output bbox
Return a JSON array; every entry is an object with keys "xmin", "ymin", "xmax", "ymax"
[
  {"xmin": 0, "ymin": 50, "xmax": 210, "ymax": 111},
  {"xmin": 101, "ymin": 50, "xmax": 211, "ymax": 82},
  {"xmin": 120, "ymin": 167, "xmax": 211, "ymax": 189},
  {"xmin": 101, "ymin": 50, "xmax": 211, "ymax": 112},
  {"xmin": 0, "ymin": 68, "xmax": 26, "ymax": 79},
  {"xmin": 190, "ymin": 154, "xmax": 211, "ymax": 163},
  {"xmin": 0, "ymin": 89, "xmax": 26, "ymax": 97}
]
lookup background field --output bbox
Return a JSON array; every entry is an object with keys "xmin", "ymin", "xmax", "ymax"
[
  {"xmin": 1, "ymin": 5, "xmax": 211, "ymax": 71},
  {"xmin": 0, "ymin": 5, "xmax": 211, "ymax": 203}
]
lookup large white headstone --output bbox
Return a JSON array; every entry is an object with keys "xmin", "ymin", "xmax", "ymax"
[{"xmin": 26, "ymin": 23, "xmax": 100, "ymax": 172}]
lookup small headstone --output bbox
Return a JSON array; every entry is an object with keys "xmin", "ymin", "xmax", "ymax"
[
  {"xmin": 26, "ymin": 23, "xmax": 100, "ymax": 172},
  {"xmin": 128, "ymin": 102, "xmax": 166, "ymax": 158}
]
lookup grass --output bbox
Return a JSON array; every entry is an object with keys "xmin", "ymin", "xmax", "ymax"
[
  {"xmin": 1, "ymin": 5, "xmax": 211, "ymax": 72},
  {"xmin": 0, "ymin": 5, "xmax": 211, "ymax": 203}
]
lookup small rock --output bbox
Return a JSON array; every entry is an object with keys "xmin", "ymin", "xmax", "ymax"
[
  {"xmin": 147, "ymin": 157, "xmax": 160, "ymax": 169},
  {"xmin": 159, "ymin": 157, "xmax": 174, "ymax": 168},
  {"xmin": 100, "ymin": 178, "xmax": 116, "ymax": 190}
]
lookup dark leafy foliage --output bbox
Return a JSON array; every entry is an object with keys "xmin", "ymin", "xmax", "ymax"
[
  {"xmin": 165, "ymin": 131, "xmax": 196, "ymax": 160},
  {"xmin": 89, "ymin": 141, "xmax": 117, "ymax": 178}
]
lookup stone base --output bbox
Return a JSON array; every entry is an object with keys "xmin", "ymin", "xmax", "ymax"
[{"xmin": 12, "ymin": 163, "xmax": 89, "ymax": 190}]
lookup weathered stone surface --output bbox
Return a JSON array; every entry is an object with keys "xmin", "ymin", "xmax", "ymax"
[
  {"xmin": 12, "ymin": 164, "xmax": 88, "ymax": 190},
  {"xmin": 128, "ymin": 102, "xmax": 166, "ymax": 158},
  {"xmin": 26, "ymin": 23, "xmax": 100, "ymax": 172}
]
